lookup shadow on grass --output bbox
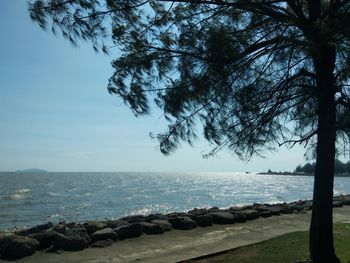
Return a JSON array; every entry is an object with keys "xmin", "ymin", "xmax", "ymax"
[{"xmin": 182, "ymin": 224, "xmax": 350, "ymax": 263}]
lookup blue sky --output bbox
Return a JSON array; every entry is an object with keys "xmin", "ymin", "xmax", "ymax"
[{"xmin": 0, "ymin": 1, "xmax": 307, "ymax": 172}]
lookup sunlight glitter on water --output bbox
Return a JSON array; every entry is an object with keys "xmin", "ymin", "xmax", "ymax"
[{"xmin": 0, "ymin": 172, "xmax": 349, "ymax": 231}]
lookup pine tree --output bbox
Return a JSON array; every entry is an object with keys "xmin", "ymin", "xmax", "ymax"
[{"xmin": 28, "ymin": 1, "xmax": 350, "ymax": 261}]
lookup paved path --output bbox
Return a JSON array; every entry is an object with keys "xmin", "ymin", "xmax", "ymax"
[{"xmin": 8, "ymin": 206, "xmax": 350, "ymax": 263}]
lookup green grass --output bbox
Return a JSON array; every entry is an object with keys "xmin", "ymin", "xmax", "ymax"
[{"xmin": 186, "ymin": 224, "xmax": 350, "ymax": 263}]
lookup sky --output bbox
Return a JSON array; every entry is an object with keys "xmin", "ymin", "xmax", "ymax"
[{"xmin": 0, "ymin": 1, "xmax": 307, "ymax": 172}]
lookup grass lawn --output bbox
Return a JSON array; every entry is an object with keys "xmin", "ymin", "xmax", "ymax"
[{"xmin": 185, "ymin": 223, "xmax": 350, "ymax": 263}]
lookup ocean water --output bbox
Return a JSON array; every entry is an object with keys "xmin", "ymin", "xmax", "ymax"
[{"xmin": 0, "ymin": 172, "xmax": 350, "ymax": 231}]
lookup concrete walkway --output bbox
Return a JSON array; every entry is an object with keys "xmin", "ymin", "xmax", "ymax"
[{"xmin": 8, "ymin": 206, "xmax": 350, "ymax": 263}]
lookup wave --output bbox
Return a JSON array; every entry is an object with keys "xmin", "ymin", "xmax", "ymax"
[
  {"xmin": 15, "ymin": 189, "xmax": 31, "ymax": 194},
  {"xmin": 74, "ymin": 193, "xmax": 92, "ymax": 197},
  {"xmin": 2, "ymin": 194, "xmax": 27, "ymax": 200},
  {"xmin": 47, "ymin": 192, "xmax": 60, "ymax": 197},
  {"xmin": 1, "ymin": 189, "xmax": 31, "ymax": 200}
]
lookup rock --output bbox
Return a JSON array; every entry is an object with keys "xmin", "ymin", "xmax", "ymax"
[
  {"xmin": 334, "ymin": 194, "xmax": 350, "ymax": 205},
  {"xmin": 146, "ymin": 214, "xmax": 168, "ymax": 222},
  {"xmin": 268, "ymin": 207, "xmax": 281, "ymax": 216},
  {"xmin": 187, "ymin": 208, "xmax": 208, "ymax": 217},
  {"xmin": 105, "ymin": 220, "xmax": 128, "ymax": 229},
  {"xmin": 341, "ymin": 195, "xmax": 350, "ymax": 205},
  {"xmin": 0, "ymin": 234, "xmax": 39, "ymax": 259},
  {"xmin": 52, "ymin": 228, "xmax": 90, "ymax": 251},
  {"xmin": 84, "ymin": 221, "xmax": 107, "ymax": 235},
  {"xmin": 150, "ymin": 220, "xmax": 172, "ymax": 231},
  {"xmin": 259, "ymin": 210, "xmax": 272, "ymax": 218},
  {"xmin": 90, "ymin": 228, "xmax": 118, "ymax": 242},
  {"xmin": 302, "ymin": 201, "xmax": 313, "ymax": 211},
  {"xmin": 191, "ymin": 214, "xmax": 213, "ymax": 227},
  {"xmin": 168, "ymin": 217, "xmax": 197, "ymax": 230},
  {"xmin": 229, "ymin": 206, "xmax": 243, "ymax": 212},
  {"xmin": 90, "ymin": 239, "xmax": 115, "ymax": 248},
  {"xmin": 114, "ymin": 223, "xmax": 142, "ymax": 240},
  {"xmin": 166, "ymin": 212, "xmax": 188, "ymax": 218},
  {"xmin": 65, "ymin": 222, "xmax": 80, "ymax": 229},
  {"xmin": 53, "ymin": 223, "xmax": 69, "ymax": 234},
  {"xmin": 231, "ymin": 212, "xmax": 247, "ymax": 223},
  {"xmin": 251, "ymin": 204, "xmax": 270, "ymax": 212},
  {"xmin": 333, "ymin": 201, "xmax": 343, "ymax": 208},
  {"xmin": 344, "ymin": 199, "xmax": 350, "ymax": 206},
  {"xmin": 288, "ymin": 202, "xmax": 304, "ymax": 212},
  {"xmin": 139, "ymin": 222, "xmax": 164, "ymax": 235},
  {"xmin": 119, "ymin": 215, "xmax": 146, "ymax": 223},
  {"xmin": 29, "ymin": 230, "xmax": 61, "ymax": 250},
  {"xmin": 209, "ymin": 212, "xmax": 236, "ymax": 224},
  {"xmin": 241, "ymin": 209, "xmax": 259, "ymax": 220},
  {"xmin": 280, "ymin": 204, "xmax": 294, "ymax": 214},
  {"xmin": 208, "ymin": 207, "xmax": 220, "ymax": 212},
  {"xmin": 15, "ymin": 222, "xmax": 54, "ymax": 236},
  {"xmin": 333, "ymin": 195, "xmax": 341, "ymax": 201}
]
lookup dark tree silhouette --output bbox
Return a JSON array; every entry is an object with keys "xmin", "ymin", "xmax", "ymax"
[
  {"xmin": 28, "ymin": 1, "xmax": 350, "ymax": 262},
  {"xmin": 296, "ymin": 160, "xmax": 350, "ymax": 174}
]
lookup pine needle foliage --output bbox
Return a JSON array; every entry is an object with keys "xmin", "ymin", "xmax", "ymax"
[{"xmin": 27, "ymin": 0, "xmax": 350, "ymax": 158}]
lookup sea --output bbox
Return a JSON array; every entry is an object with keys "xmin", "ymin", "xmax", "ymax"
[{"xmin": 1, "ymin": 172, "xmax": 350, "ymax": 232}]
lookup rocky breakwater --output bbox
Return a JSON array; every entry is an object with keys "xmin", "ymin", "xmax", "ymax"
[{"xmin": 1, "ymin": 194, "xmax": 350, "ymax": 260}]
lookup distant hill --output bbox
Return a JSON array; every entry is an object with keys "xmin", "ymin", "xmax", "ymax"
[{"xmin": 15, "ymin": 168, "xmax": 48, "ymax": 173}]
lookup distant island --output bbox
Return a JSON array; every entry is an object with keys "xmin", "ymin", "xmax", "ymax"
[
  {"xmin": 261, "ymin": 159, "xmax": 350, "ymax": 177},
  {"xmin": 15, "ymin": 168, "xmax": 48, "ymax": 173},
  {"xmin": 258, "ymin": 170, "xmax": 309, "ymax": 176}
]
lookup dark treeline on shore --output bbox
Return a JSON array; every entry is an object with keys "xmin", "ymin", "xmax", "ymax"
[{"xmin": 295, "ymin": 160, "xmax": 350, "ymax": 175}]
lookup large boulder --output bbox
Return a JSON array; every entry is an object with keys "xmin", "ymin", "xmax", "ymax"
[
  {"xmin": 0, "ymin": 234, "xmax": 39, "ymax": 260},
  {"xmin": 53, "ymin": 223, "xmax": 69, "ymax": 234},
  {"xmin": 268, "ymin": 206, "xmax": 281, "ymax": 216},
  {"xmin": 84, "ymin": 221, "xmax": 107, "ymax": 235},
  {"xmin": 301, "ymin": 201, "xmax": 313, "ymax": 211},
  {"xmin": 251, "ymin": 204, "xmax": 270, "ymax": 212},
  {"xmin": 209, "ymin": 212, "xmax": 236, "ymax": 225},
  {"xmin": 231, "ymin": 212, "xmax": 247, "ymax": 223},
  {"xmin": 146, "ymin": 214, "xmax": 168, "ymax": 222},
  {"xmin": 229, "ymin": 206, "xmax": 244, "ymax": 212},
  {"xmin": 208, "ymin": 207, "xmax": 221, "ymax": 212},
  {"xmin": 191, "ymin": 214, "xmax": 213, "ymax": 227},
  {"xmin": 279, "ymin": 204, "xmax": 294, "ymax": 214},
  {"xmin": 29, "ymin": 230, "xmax": 61, "ymax": 250},
  {"xmin": 168, "ymin": 217, "xmax": 197, "ymax": 230},
  {"xmin": 114, "ymin": 223, "xmax": 142, "ymax": 240},
  {"xmin": 139, "ymin": 222, "xmax": 164, "ymax": 235},
  {"xmin": 150, "ymin": 220, "xmax": 172, "ymax": 232},
  {"xmin": 119, "ymin": 215, "xmax": 146, "ymax": 223},
  {"xmin": 64, "ymin": 222, "xmax": 82, "ymax": 228},
  {"xmin": 333, "ymin": 201, "xmax": 343, "ymax": 208},
  {"xmin": 340, "ymin": 195, "xmax": 350, "ymax": 205},
  {"xmin": 105, "ymin": 220, "xmax": 128, "ymax": 229},
  {"xmin": 187, "ymin": 208, "xmax": 208, "ymax": 217},
  {"xmin": 52, "ymin": 228, "xmax": 90, "ymax": 251},
  {"xmin": 90, "ymin": 228, "xmax": 118, "ymax": 242},
  {"xmin": 15, "ymin": 222, "xmax": 54, "ymax": 236},
  {"xmin": 259, "ymin": 210, "xmax": 272, "ymax": 218},
  {"xmin": 345, "ymin": 195, "xmax": 350, "ymax": 205},
  {"xmin": 288, "ymin": 202, "xmax": 304, "ymax": 213},
  {"xmin": 241, "ymin": 209, "xmax": 259, "ymax": 220},
  {"xmin": 166, "ymin": 212, "xmax": 188, "ymax": 218}
]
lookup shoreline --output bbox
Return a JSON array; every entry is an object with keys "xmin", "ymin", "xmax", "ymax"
[
  {"xmin": 5, "ymin": 206, "xmax": 350, "ymax": 263},
  {"xmin": 1, "ymin": 194, "xmax": 349, "ymax": 261}
]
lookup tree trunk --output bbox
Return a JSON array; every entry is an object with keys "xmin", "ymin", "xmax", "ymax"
[{"xmin": 309, "ymin": 45, "xmax": 339, "ymax": 263}]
